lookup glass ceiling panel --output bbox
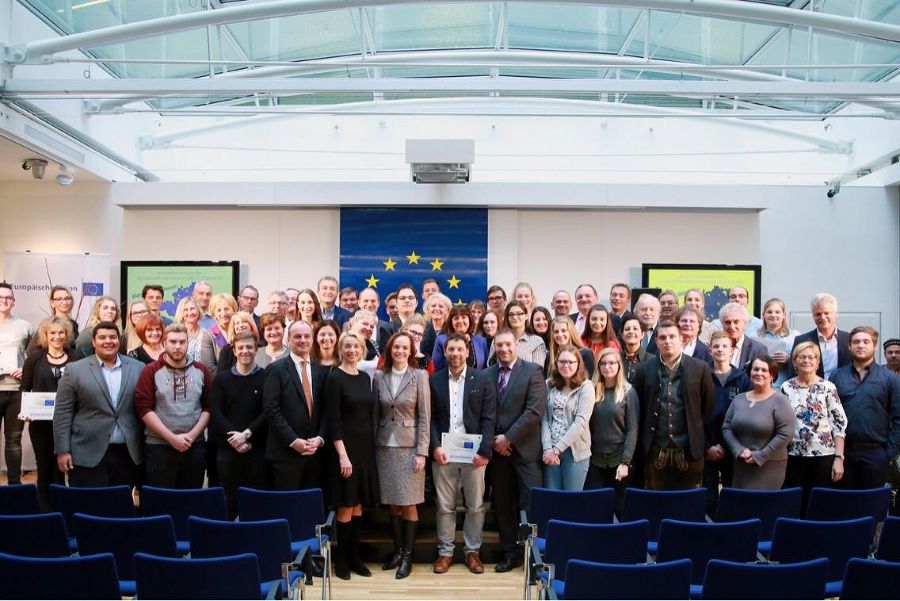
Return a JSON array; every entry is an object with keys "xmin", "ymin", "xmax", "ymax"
[
  {"xmin": 368, "ymin": 4, "xmax": 497, "ymax": 51},
  {"xmin": 224, "ymin": 11, "xmax": 361, "ymax": 61},
  {"xmin": 506, "ymin": 5, "xmax": 641, "ymax": 53}
]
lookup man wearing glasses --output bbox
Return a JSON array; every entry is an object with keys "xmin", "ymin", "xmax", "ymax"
[
  {"xmin": 711, "ymin": 286, "xmax": 763, "ymax": 334},
  {"xmin": 237, "ymin": 285, "xmax": 262, "ymax": 331},
  {"xmin": 0, "ymin": 282, "xmax": 35, "ymax": 485},
  {"xmin": 392, "ymin": 285, "xmax": 420, "ymax": 330},
  {"xmin": 486, "ymin": 286, "xmax": 507, "ymax": 313}
]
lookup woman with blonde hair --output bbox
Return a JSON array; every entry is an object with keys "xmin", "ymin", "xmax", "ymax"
[
  {"xmin": 683, "ymin": 288, "xmax": 715, "ymax": 345},
  {"xmin": 123, "ymin": 300, "xmax": 150, "ymax": 353},
  {"xmin": 21, "ymin": 316, "xmax": 78, "ymax": 508},
  {"xmin": 547, "ymin": 316, "xmax": 594, "ymax": 378},
  {"xmin": 757, "ymin": 297, "xmax": 800, "ymax": 386},
  {"xmin": 326, "ymin": 331, "xmax": 380, "ymax": 580},
  {"xmin": 27, "ymin": 285, "xmax": 79, "ymax": 354},
  {"xmin": 541, "ymin": 345, "xmax": 594, "ymax": 491},
  {"xmin": 174, "ymin": 297, "xmax": 217, "ymax": 373},
  {"xmin": 216, "ymin": 311, "xmax": 261, "ymax": 372},
  {"xmin": 209, "ymin": 293, "xmax": 238, "ymax": 356},
  {"xmin": 512, "ymin": 282, "xmax": 537, "ymax": 319},
  {"xmin": 586, "ymin": 347, "xmax": 639, "ymax": 515},
  {"xmin": 421, "ymin": 293, "xmax": 452, "ymax": 358},
  {"xmin": 74, "ymin": 295, "xmax": 120, "ymax": 356}
]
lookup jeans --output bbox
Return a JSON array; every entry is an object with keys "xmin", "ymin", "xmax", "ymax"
[
  {"xmin": 542, "ymin": 449, "xmax": 589, "ymax": 491},
  {"xmin": 0, "ymin": 391, "xmax": 23, "ymax": 485}
]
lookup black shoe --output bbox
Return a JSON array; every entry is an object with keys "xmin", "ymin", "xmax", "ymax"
[
  {"xmin": 395, "ymin": 550, "xmax": 412, "ymax": 579},
  {"xmin": 494, "ymin": 558, "xmax": 523, "ymax": 573}
]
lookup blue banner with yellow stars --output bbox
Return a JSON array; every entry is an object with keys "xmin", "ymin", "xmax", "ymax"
[{"xmin": 339, "ymin": 208, "xmax": 488, "ymax": 322}]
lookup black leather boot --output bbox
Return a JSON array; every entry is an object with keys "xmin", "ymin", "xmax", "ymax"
[
  {"xmin": 381, "ymin": 514, "xmax": 403, "ymax": 570},
  {"xmin": 395, "ymin": 519, "xmax": 417, "ymax": 579},
  {"xmin": 349, "ymin": 516, "xmax": 372, "ymax": 577},
  {"xmin": 334, "ymin": 521, "xmax": 352, "ymax": 580}
]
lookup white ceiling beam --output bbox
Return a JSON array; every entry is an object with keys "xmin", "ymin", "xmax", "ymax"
[
  {"xmin": 10, "ymin": 0, "xmax": 900, "ymax": 64},
  {"xmin": 9, "ymin": 77, "xmax": 900, "ymax": 98}
]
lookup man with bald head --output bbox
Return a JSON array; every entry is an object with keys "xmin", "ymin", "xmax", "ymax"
[
  {"xmin": 263, "ymin": 320, "xmax": 330, "ymax": 490},
  {"xmin": 357, "ymin": 287, "xmax": 394, "ymax": 353},
  {"xmin": 551, "ymin": 290, "xmax": 572, "ymax": 319},
  {"xmin": 570, "ymin": 284, "xmax": 598, "ymax": 336}
]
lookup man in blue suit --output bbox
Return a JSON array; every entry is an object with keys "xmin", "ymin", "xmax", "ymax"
[{"xmin": 317, "ymin": 276, "xmax": 351, "ymax": 329}]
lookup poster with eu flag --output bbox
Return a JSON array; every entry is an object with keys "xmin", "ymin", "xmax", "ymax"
[{"xmin": 340, "ymin": 208, "xmax": 488, "ymax": 322}]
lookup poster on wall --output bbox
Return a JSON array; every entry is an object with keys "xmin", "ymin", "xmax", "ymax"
[
  {"xmin": 120, "ymin": 261, "xmax": 239, "ymax": 322},
  {"xmin": 642, "ymin": 263, "xmax": 762, "ymax": 321},
  {"xmin": 340, "ymin": 208, "xmax": 488, "ymax": 322},
  {"xmin": 2, "ymin": 251, "xmax": 110, "ymax": 329}
]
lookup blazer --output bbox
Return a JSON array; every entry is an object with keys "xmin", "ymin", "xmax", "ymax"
[
  {"xmin": 53, "ymin": 354, "xmax": 145, "ymax": 468},
  {"xmin": 736, "ymin": 336, "xmax": 768, "ymax": 371},
  {"xmin": 687, "ymin": 339, "xmax": 713, "ymax": 365},
  {"xmin": 263, "ymin": 354, "xmax": 330, "ymax": 462},
  {"xmin": 790, "ymin": 329, "xmax": 851, "ymax": 379},
  {"xmin": 429, "ymin": 367, "xmax": 496, "ymax": 459},
  {"xmin": 484, "ymin": 359, "xmax": 547, "ymax": 462},
  {"xmin": 375, "ymin": 320, "xmax": 395, "ymax": 355},
  {"xmin": 431, "ymin": 333, "xmax": 490, "ymax": 372},
  {"xmin": 327, "ymin": 306, "xmax": 352, "ymax": 329},
  {"xmin": 374, "ymin": 368, "xmax": 431, "ymax": 455},
  {"xmin": 633, "ymin": 353, "xmax": 715, "ymax": 461}
]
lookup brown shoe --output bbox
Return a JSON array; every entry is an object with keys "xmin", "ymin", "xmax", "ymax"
[
  {"xmin": 433, "ymin": 555, "xmax": 453, "ymax": 574},
  {"xmin": 465, "ymin": 552, "xmax": 484, "ymax": 574}
]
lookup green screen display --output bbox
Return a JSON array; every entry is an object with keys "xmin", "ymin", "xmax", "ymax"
[{"xmin": 121, "ymin": 261, "xmax": 239, "ymax": 321}]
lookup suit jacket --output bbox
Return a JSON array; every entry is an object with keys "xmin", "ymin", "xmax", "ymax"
[
  {"xmin": 375, "ymin": 319, "xmax": 395, "ymax": 355},
  {"xmin": 326, "ymin": 306, "xmax": 352, "ymax": 329},
  {"xmin": 645, "ymin": 325, "xmax": 660, "ymax": 355},
  {"xmin": 633, "ymin": 353, "xmax": 715, "ymax": 461},
  {"xmin": 790, "ymin": 329, "xmax": 851, "ymax": 379},
  {"xmin": 688, "ymin": 340, "xmax": 713, "ymax": 365},
  {"xmin": 53, "ymin": 354, "xmax": 145, "ymax": 468},
  {"xmin": 429, "ymin": 367, "xmax": 496, "ymax": 459},
  {"xmin": 737, "ymin": 336, "xmax": 768, "ymax": 371},
  {"xmin": 374, "ymin": 368, "xmax": 431, "ymax": 455},
  {"xmin": 485, "ymin": 359, "xmax": 547, "ymax": 462},
  {"xmin": 263, "ymin": 354, "xmax": 330, "ymax": 462},
  {"xmin": 610, "ymin": 310, "xmax": 634, "ymax": 337}
]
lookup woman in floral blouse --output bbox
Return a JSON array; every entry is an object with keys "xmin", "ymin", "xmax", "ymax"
[{"xmin": 781, "ymin": 341, "xmax": 847, "ymax": 509}]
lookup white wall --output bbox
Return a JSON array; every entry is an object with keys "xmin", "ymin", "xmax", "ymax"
[{"xmin": 0, "ymin": 181, "xmax": 896, "ymax": 345}]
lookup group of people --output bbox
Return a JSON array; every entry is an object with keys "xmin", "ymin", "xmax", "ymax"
[{"xmin": 0, "ymin": 276, "xmax": 898, "ymax": 579}]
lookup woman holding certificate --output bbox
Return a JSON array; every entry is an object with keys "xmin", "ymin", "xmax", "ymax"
[
  {"xmin": 20, "ymin": 316, "xmax": 80, "ymax": 508},
  {"xmin": 374, "ymin": 331, "xmax": 431, "ymax": 580}
]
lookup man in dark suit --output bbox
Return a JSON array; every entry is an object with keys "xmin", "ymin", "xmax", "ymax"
[
  {"xmin": 791, "ymin": 293, "xmax": 851, "ymax": 380},
  {"xmin": 429, "ymin": 333, "xmax": 496, "ymax": 574},
  {"xmin": 237, "ymin": 285, "xmax": 262, "ymax": 332},
  {"xmin": 317, "ymin": 276, "xmax": 352, "ymax": 329},
  {"xmin": 719, "ymin": 303, "xmax": 767, "ymax": 370},
  {"xmin": 609, "ymin": 282, "xmax": 634, "ymax": 336},
  {"xmin": 263, "ymin": 320, "xmax": 330, "ymax": 490},
  {"xmin": 633, "ymin": 320, "xmax": 714, "ymax": 490},
  {"xmin": 54, "ymin": 321, "xmax": 145, "ymax": 487},
  {"xmin": 485, "ymin": 328, "xmax": 547, "ymax": 572},
  {"xmin": 635, "ymin": 293, "xmax": 661, "ymax": 355}
]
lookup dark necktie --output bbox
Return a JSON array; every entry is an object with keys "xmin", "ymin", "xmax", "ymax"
[{"xmin": 498, "ymin": 366, "xmax": 511, "ymax": 397}]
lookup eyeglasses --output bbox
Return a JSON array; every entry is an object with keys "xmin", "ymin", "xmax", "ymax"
[
  {"xmin": 487, "ymin": 295, "xmax": 505, "ymax": 302},
  {"xmin": 557, "ymin": 359, "xmax": 578, "ymax": 366},
  {"xmin": 599, "ymin": 361, "xmax": 619, "ymax": 368},
  {"xmin": 53, "ymin": 296, "xmax": 73, "ymax": 302},
  {"xmin": 0, "ymin": 295, "xmax": 14, "ymax": 302},
  {"xmin": 507, "ymin": 311, "xmax": 525, "ymax": 318},
  {"xmin": 131, "ymin": 309, "xmax": 149, "ymax": 317},
  {"xmin": 405, "ymin": 330, "xmax": 424, "ymax": 338}
]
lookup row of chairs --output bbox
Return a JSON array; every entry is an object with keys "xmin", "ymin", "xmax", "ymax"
[
  {"xmin": 527, "ymin": 486, "xmax": 893, "ymax": 555},
  {"xmin": 521, "ymin": 486, "xmax": 898, "ymax": 600},
  {"xmin": 0, "ymin": 484, "xmax": 333, "ymax": 600},
  {"xmin": 543, "ymin": 556, "xmax": 898, "ymax": 600},
  {"xmin": 0, "ymin": 483, "xmax": 326, "ymax": 556}
]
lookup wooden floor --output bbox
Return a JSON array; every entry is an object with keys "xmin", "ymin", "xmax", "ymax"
[{"xmin": 319, "ymin": 562, "xmax": 526, "ymax": 600}]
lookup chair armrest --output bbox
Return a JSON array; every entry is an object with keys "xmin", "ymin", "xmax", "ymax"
[
  {"xmin": 317, "ymin": 511, "xmax": 336, "ymax": 548},
  {"xmin": 290, "ymin": 543, "xmax": 311, "ymax": 568},
  {"xmin": 545, "ymin": 579, "xmax": 559, "ymax": 601},
  {"xmin": 264, "ymin": 580, "xmax": 282, "ymax": 600}
]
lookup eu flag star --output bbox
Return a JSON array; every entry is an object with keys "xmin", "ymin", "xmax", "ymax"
[
  {"xmin": 406, "ymin": 251, "xmax": 421, "ymax": 265},
  {"xmin": 365, "ymin": 274, "xmax": 380, "ymax": 287},
  {"xmin": 430, "ymin": 258, "xmax": 444, "ymax": 271},
  {"xmin": 383, "ymin": 258, "xmax": 397, "ymax": 271},
  {"xmin": 447, "ymin": 275, "xmax": 461, "ymax": 289}
]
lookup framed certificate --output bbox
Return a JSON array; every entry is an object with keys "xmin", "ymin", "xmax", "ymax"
[
  {"xmin": 442, "ymin": 432, "xmax": 483, "ymax": 464},
  {"xmin": 0, "ymin": 348, "xmax": 18, "ymax": 376},
  {"xmin": 20, "ymin": 392, "xmax": 56, "ymax": 421}
]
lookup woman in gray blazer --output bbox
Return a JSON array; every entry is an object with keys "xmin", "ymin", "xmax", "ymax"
[
  {"xmin": 373, "ymin": 331, "xmax": 430, "ymax": 579},
  {"xmin": 541, "ymin": 345, "xmax": 594, "ymax": 491}
]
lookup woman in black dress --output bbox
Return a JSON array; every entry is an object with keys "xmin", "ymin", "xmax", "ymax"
[
  {"xmin": 21, "ymin": 316, "xmax": 80, "ymax": 509},
  {"xmin": 327, "ymin": 331, "xmax": 379, "ymax": 580}
]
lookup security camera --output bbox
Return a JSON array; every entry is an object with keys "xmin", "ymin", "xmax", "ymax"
[
  {"xmin": 22, "ymin": 158, "xmax": 48, "ymax": 180},
  {"xmin": 56, "ymin": 165, "xmax": 74, "ymax": 186},
  {"xmin": 826, "ymin": 183, "xmax": 840, "ymax": 198}
]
